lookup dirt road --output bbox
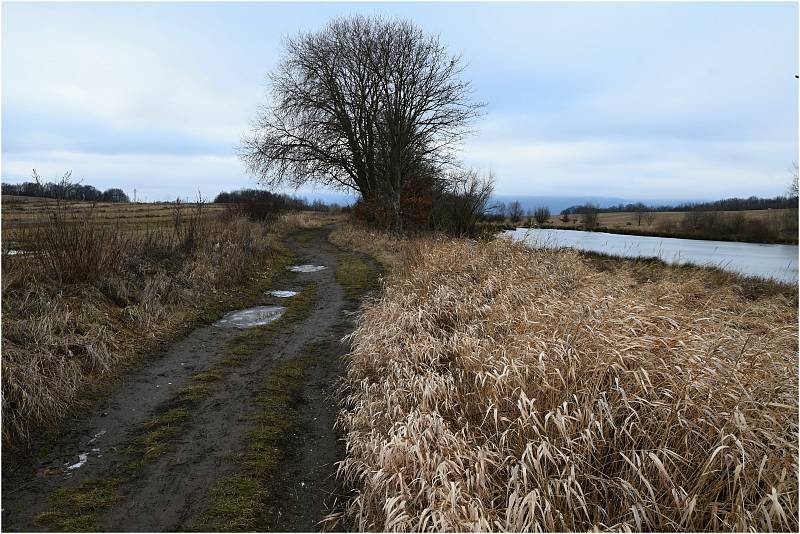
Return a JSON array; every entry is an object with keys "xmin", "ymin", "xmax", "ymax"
[{"xmin": 2, "ymin": 227, "xmax": 373, "ymax": 532}]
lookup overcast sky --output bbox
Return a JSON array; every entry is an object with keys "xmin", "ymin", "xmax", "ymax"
[{"xmin": 2, "ymin": 2, "xmax": 797, "ymax": 202}]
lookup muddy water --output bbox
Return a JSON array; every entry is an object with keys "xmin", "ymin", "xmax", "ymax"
[{"xmin": 214, "ymin": 306, "xmax": 286, "ymax": 328}]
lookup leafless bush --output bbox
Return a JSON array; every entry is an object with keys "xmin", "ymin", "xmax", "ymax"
[
  {"xmin": 581, "ymin": 203, "xmax": 599, "ymax": 227},
  {"xmin": 433, "ymin": 169, "xmax": 494, "ymax": 237},
  {"xmin": 533, "ymin": 206, "xmax": 550, "ymax": 224},
  {"xmin": 31, "ymin": 203, "xmax": 130, "ymax": 284}
]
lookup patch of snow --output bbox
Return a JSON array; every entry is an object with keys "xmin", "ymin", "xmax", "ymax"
[
  {"xmin": 268, "ymin": 290, "xmax": 298, "ymax": 298},
  {"xmin": 65, "ymin": 453, "xmax": 88, "ymax": 470},
  {"xmin": 214, "ymin": 306, "xmax": 287, "ymax": 329},
  {"xmin": 287, "ymin": 264, "xmax": 327, "ymax": 273}
]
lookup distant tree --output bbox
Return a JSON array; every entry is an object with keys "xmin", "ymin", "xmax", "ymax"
[
  {"xmin": 644, "ymin": 210, "xmax": 656, "ymax": 226},
  {"xmin": 102, "ymin": 188, "xmax": 130, "ymax": 203},
  {"xmin": 790, "ymin": 162, "xmax": 799, "ymax": 198},
  {"xmin": 508, "ymin": 201, "xmax": 524, "ymax": 223},
  {"xmin": 632, "ymin": 203, "xmax": 648, "ymax": 226},
  {"xmin": 533, "ymin": 206, "xmax": 550, "ymax": 224},
  {"xmin": 560, "ymin": 211, "xmax": 571, "ymax": 223},
  {"xmin": 494, "ymin": 202, "xmax": 507, "ymax": 219},
  {"xmin": 581, "ymin": 203, "xmax": 599, "ymax": 228}
]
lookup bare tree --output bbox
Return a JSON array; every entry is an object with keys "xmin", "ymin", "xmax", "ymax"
[
  {"xmin": 240, "ymin": 15, "xmax": 483, "ymax": 234},
  {"xmin": 644, "ymin": 210, "xmax": 656, "ymax": 226},
  {"xmin": 508, "ymin": 201, "xmax": 524, "ymax": 223},
  {"xmin": 533, "ymin": 207, "xmax": 550, "ymax": 224}
]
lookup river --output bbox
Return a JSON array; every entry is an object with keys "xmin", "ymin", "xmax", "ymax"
[{"xmin": 505, "ymin": 228, "xmax": 798, "ymax": 284}]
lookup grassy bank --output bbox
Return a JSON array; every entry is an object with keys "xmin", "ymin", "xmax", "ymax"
[
  {"xmin": 331, "ymin": 224, "xmax": 798, "ymax": 532},
  {"xmin": 0, "ymin": 202, "xmax": 333, "ymax": 452}
]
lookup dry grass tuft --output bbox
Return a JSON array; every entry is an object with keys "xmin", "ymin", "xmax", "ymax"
[{"xmin": 334, "ymin": 227, "xmax": 798, "ymax": 531}]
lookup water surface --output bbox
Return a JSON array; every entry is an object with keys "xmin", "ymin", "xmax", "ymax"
[
  {"xmin": 505, "ymin": 228, "xmax": 798, "ymax": 284},
  {"xmin": 214, "ymin": 306, "xmax": 286, "ymax": 329}
]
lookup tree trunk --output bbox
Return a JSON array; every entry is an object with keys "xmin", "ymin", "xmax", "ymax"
[{"xmin": 390, "ymin": 190, "xmax": 403, "ymax": 236}]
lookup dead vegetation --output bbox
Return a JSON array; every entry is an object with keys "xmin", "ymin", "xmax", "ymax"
[
  {"xmin": 0, "ymin": 202, "xmax": 325, "ymax": 451},
  {"xmin": 331, "ymin": 224, "xmax": 798, "ymax": 532}
]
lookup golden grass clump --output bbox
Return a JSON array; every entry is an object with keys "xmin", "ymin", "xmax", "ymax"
[{"xmin": 336, "ymin": 232, "xmax": 798, "ymax": 531}]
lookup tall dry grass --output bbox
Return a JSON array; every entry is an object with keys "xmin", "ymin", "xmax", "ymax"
[
  {"xmin": 1, "ymin": 204, "xmax": 286, "ymax": 450},
  {"xmin": 333, "ymin": 227, "xmax": 798, "ymax": 531}
]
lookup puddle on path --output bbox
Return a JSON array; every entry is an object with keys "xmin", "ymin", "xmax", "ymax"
[
  {"xmin": 268, "ymin": 290, "xmax": 298, "ymax": 298},
  {"xmin": 287, "ymin": 264, "xmax": 327, "ymax": 273},
  {"xmin": 214, "ymin": 306, "xmax": 286, "ymax": 329}
]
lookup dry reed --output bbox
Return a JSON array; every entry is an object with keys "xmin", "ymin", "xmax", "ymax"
[{"xmin": 333, "ymin": 226, "xmax": 798, "ymax": 532}]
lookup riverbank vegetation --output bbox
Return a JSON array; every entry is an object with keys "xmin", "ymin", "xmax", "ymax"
[
  {"xmin": 329, "ymin": 222, "xmax": 798, "ymax": 532},
  {"xmin": 486, "ymin": 207, "xmax": 798, "ymax": 244},
  {"xmin": 0, "ymin": 197, "xmax": 334, "ymax": 451}
]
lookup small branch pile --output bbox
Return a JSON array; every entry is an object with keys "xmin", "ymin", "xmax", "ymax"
[{"xmin": 337, "ymin": 235, "xmax": 798, "ymax": 531}]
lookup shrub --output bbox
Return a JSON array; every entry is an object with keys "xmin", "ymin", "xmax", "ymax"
[
  {"xmin": 581, "ymin": 203, "xmax": 599, "ymax": 227},
  {"xmin": 533, "ymin": 206, "xmax": 550, "ymax": 224}
]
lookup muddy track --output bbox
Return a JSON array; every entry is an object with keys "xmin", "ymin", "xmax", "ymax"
[{"xmin": 2, "ymin": 226, "xmax": 370, "ymax": 532}]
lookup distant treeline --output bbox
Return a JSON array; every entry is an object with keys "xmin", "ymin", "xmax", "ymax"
[
  {"xmin": 2, "ymin": 181, "xmax": 130, "ymax": 203},
  {"xmin": 561, "ymin": 195, "xmax": 798, "ymax": 215},
  {"xmin": 213, "ymin": 188, "xmax": 341, "ymax": 221}
]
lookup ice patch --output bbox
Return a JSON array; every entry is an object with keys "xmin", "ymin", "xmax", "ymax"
[
  {"xmin": 287, "ymin": 264, "xmax": 327, "ymax": 273},
  {"xmin": 66, "ymin": 453, "xmax": 88, "ymax": 470},
  {"xmin": 268, "ymin": 290, "xmax": 298, "ymax": 298},
  {"xmin": 214, "ymin": 306, "xmax": 286, "ymax": 329}
]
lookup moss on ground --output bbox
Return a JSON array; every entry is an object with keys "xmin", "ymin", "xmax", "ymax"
[
  {"xmin": 293, "ymin": 230, "xmax": 315, "ymax": 245},
  {"xmin": 35, "ymin": 478, "xmax": 124, "ymax": 531},
  {"xmin": 197, "ymin": 356, "xmax": 310, "ymax": 531},
  {"xmin": 336, "ymin": 252, "xmax": 378, "ymax": 300}
]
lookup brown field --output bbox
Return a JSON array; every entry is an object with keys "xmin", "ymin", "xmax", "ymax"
[
  {"xmin": 328, "ymin": 223, "xmax": 798, "ymax": 532},
  {"xmin": 1, "ymin": 196, "xmax": 227, "ymax": 242}
]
